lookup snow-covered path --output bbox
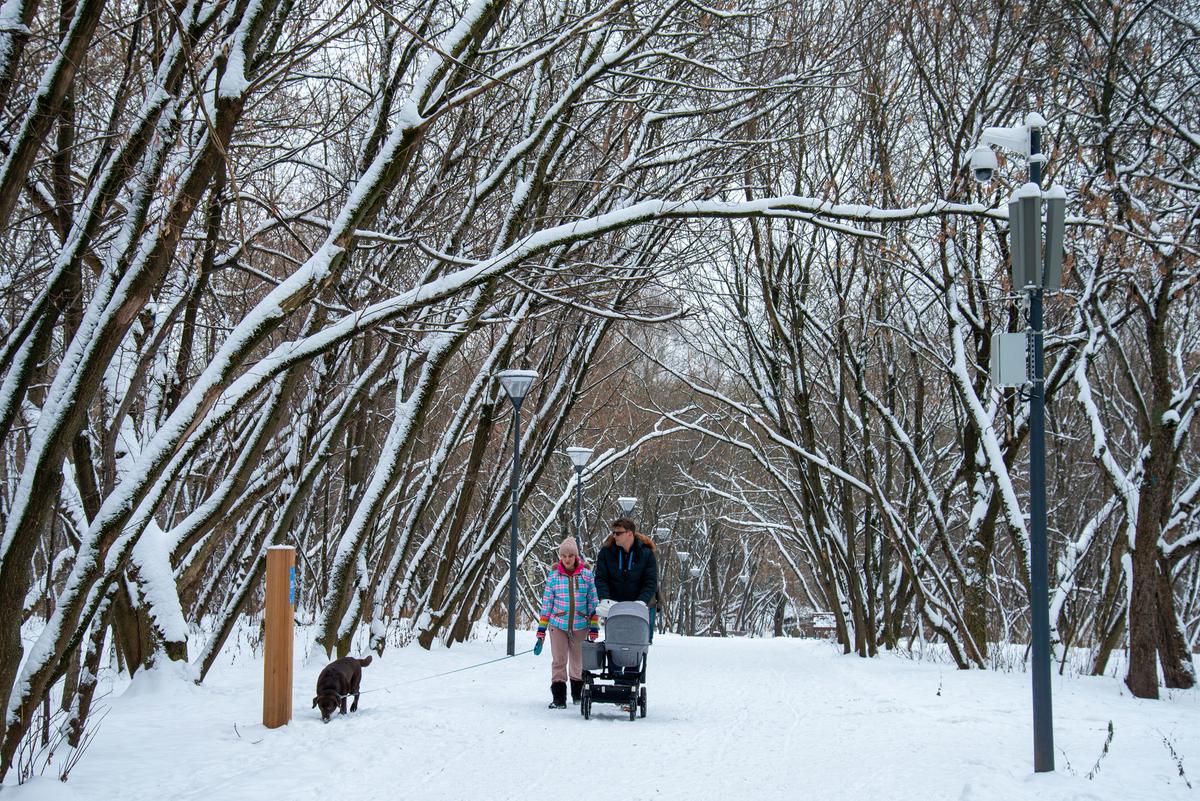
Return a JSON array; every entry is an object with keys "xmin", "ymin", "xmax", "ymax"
[{"xmin": 9, "ymin": 631, "xmax": 1200, "ymax": 800}]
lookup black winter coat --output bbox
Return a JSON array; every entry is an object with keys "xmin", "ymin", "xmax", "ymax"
[{"xmin": 593, "ymin": 537, "xmax": 658, "ymax": 604}]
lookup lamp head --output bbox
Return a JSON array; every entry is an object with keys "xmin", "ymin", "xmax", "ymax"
[
  {"xmin": 616, "ymin": 496, "xmax": 637, "ymax": 514},
  {"xmin": 689, "ymin": 567, "xmax": 701, "ymax": 579},
  {"xmin": 565, "ymin": 446, "xmax": 593, "ymax": 468},
  {"xmin": 676, "ymin": 550, "xmax": 689, "ymax": 564},
  {"xmin": 496, "ymin": 369, "xmax": 538, "ymax": 403},
  {"xmin": 654, "ymin": 526, "xmax": 670, "ymax": 539}
]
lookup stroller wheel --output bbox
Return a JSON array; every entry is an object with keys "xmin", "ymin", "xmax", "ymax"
[
  {"xmin": 638, "ymin": 687, "xmax": 646, "ymax": 718},
  {"xmin": 628, "ymin": 690, "xmax": 637, "ymax": 721}
]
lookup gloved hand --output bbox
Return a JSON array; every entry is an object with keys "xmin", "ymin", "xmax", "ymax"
[
  {"xmin": 596, "ymin": 599, "xmax": 615, "ymax": 617},
  {"xmin": 634, "ymin": 600, "xmax": 647, "ymax": 607},
  {"xmin": 587, "ymin": 630, "xmax": 598, "ymax": 642},
  {"xmin": 533, "ymin": 637, "xmax": 544, "ymax": 656}
]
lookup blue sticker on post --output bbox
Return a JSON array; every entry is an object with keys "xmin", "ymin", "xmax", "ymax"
[{"xmin": 289, "ymin": 567, "xmax": 295, "ymax": 606}]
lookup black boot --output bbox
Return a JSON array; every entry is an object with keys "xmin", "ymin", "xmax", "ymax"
[
  {"xmin": 548, "ymin": 681, "xmax": 567, "ymax": 709},
  {"xmin": 570, "ymin": 679, "xmax": 583, "ymax": 705}
]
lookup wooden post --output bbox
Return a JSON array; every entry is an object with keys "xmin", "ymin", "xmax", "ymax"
[{"xmin": 263, "ymin": 545, "xmax": 295, "ymax": 728}]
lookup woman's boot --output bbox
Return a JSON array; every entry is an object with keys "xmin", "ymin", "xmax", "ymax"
[{"xmin": 548, "ymin": 681, "xmax": 567, "ymax": 709}]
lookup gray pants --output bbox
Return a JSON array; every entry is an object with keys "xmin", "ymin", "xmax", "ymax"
[{"xmin": 548, "ymin": 626, "xmax": 585, "ymax": 683}]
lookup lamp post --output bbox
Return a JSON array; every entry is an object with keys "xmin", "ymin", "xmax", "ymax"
[
  {"xmin": 676, "ymin": 550, "xmax": 689, "ymax": 635},
  {"xmin": 565, "ymin": 446, "xmax": 593, "ymax": 557},
  {"xmin": 497, "ymin": 368, "xmax": 538, "ymax": 657},
  {"xmin": 689, "ymin": 566, "xmax": 701, "ymax": 636},
  {"xmin": 651, "ymin": 526, "xmax": 669, "ymax": 638},
  {"xmin": 616, "ymin": 496, "xmax": 637, "ymax": 557},
  {"xmin": 913, "ymin": 544, "xmax": 926, "ymax": 658},
  {"xmin": 974, "ymin": 112, "xmax": 1065, "ymax": 774}
]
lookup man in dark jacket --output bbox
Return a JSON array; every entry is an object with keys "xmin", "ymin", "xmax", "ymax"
[
  {"xmin": 594, "ymin": 518, "xmax": 658, "ymax": 606},
  {"xmin": 595, "ymin": 519, "xmax": 658, "ymax": 709}
]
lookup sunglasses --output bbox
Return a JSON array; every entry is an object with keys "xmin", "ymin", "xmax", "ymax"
[{"xmin": 611, "ymin": 529, "xmax": 631, "ymax": 535}]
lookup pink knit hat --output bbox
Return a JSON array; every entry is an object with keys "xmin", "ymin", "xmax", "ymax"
[{"xmin": 558, "ymin": 537, "xmax": 579, "ymax": 557}]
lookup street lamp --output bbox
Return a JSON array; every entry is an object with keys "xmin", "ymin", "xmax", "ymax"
[
  {"xmin": 974, "ymin": 112, "xmax": 1065, "ymax": 774},
  {"xmin": 650, "ymin": 526, "xmax": 669, "ymax": 638},
  {"xmin": 676, "ymin": 550, "xmax": 689, "ymax": 635},
  {"xmin": 688, "ymin": 566, "xmax": 701, "ymax": 636},
  {"xmin": 912, "ymin": 544, "xmax": 926, "ymax": 657},
  {"xmin": 497, "ymin": 368, "xmax": 538, "ymax": 657},
  {"xmin": 616, "ymin": 496, "xmax": 637, "ymax": 516},
  {"xmin": 564, "ymin": 446, "xmax": 593, "ymax": 558}
]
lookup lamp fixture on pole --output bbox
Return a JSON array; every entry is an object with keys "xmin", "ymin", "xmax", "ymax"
[
  {"xmin": 564, "ymin": 446, "xmax": 593, "ymax": 557},
  {"xmin": 616, "ymin": 496, "xmax": 637, "ymax": 515},
  {"xmin": 497, "ymin": 369, "xmax": 538, "ymax": 657}
]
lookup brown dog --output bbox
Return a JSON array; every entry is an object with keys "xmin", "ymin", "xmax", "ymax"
[{"xmin": 312, "ymin": 655, "xmax": 372, "ymax": 723}]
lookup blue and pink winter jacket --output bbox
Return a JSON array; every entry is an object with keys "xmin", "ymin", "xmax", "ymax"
[{"xmin": 537, "ymin": 559, "xmax": 600, "ymax": 637}]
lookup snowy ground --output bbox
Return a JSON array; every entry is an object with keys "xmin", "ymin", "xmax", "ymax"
[{"xmin": 6, "ymin": 629, "xmax": 1199, "ymax": 801}]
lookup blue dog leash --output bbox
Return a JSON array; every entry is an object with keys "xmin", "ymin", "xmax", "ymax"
[{"xmin": 350, "ymin": 647, "xmax": 536, "ymax": 696}]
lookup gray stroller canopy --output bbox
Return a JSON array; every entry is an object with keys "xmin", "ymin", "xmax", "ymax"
[{"xmin": 604, "ymin": 602, "xmax": 650, "ymax": 668}]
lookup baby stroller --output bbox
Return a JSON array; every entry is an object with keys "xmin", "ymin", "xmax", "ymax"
[{"xmin": 580, "ymin": 601, "xmax": 650, "ymax": 721}]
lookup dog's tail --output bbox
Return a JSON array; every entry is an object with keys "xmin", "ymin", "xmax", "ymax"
[{"xmin": 357, "ymin": 655, "xmax": 373, "ymax": 667}]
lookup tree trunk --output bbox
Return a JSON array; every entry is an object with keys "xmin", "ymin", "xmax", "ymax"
[
  {"xmin": 1156, "ymin": 558, "xmax": 1196, "ymax": 689},
  {"xmin": 67, "ymin": 588, "xmax": 115, "ymax": 748},
  {"xmin": 109, "ymin": 578, "xmax": 154, "ymax": 674},
  {"xmin": 1126, "ymin": 465, "xmax": 1168, "ymax": 698},
  {"xmin": 962, "ymin": 516, "xmax": 996, "ymax": 664}
]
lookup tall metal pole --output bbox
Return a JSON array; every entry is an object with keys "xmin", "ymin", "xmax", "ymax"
[
  {"xmin": 573, "ymin": 465, "xmax": 583, "ymax": 557},
  {"xmin": 1026, "ymin": 123, "xmax": 1055, "ymax": 772},
  {"xmin": 506, "ymin": 400, "xmax": 523, "ymax": 657},
  {"xmin": 688, "ymin": 578, "xmax": 693, "ymax": 636},
  {"xmin": 675, "ymin": 551, "xmax": 689, "ymax": 633},
  {"xmin": 688, "ymin": 570, "xmax": 697, "ymax": 636}
]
